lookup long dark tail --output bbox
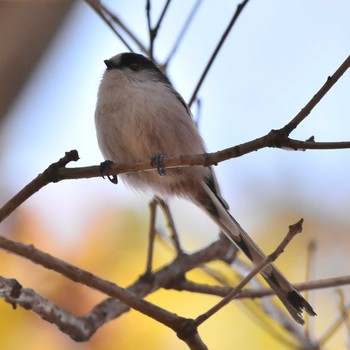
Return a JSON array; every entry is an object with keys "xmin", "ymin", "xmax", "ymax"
[{"xmin": 195, "ymin": 183, "xmax": 316, "ymax": 324}]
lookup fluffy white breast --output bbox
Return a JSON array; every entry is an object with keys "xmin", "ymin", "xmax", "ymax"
[{"xmin": 95, "ymin": 66, "xmax": 209, "ymax": 196}]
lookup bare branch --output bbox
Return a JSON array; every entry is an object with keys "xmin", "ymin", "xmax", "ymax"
[
  {"xmin": 146, "ymin": 0, "xmax": 153, "ymax": 57},
  {"xmin": 305, "ymin": 241, "xmax": 317, "ymax": 340},
  {"xmin": 2, "ymin": 223, "xmax": 350, "ymax": 343},
  {"xmin": 239, "ymin": 275, "xmax": 350, "ymax": 300},
  {"xmin": 282, "ymin": 138, "xmax": 350, "ymax": 150},
  {"xmin": 1, "ymin": 51, "xmax": 348, "ymax": 227},
  {"xmin": 188, "ymin": 0, "xmax": 250, "ymax": 107},
  {"xmin": 163, "ymin": 0, "xmax": 203, "ymax": 68},
  {"xmin": 2, "ymin": 136, "xmax": 350, "ymax": 226},
  {"xmin": 146, "ymin": 0, "xmax": 171, "ymax": 59},
  {"xmin": 85, "ymin": 0, "xmax": 134, "ymax": 51},
  {"xmin": 85, "ymin": 0, "xmax": 148, "ymax": 54},
  {"xmin": 156, "ymin": 196, "xmax": 183, "ymax": 254},
  {"xmin": 0, "ymin": 235, "xmax": 191, "ymax": 335},
  {"xmin": 0, "ymin": 233, "xmax": 232, "ymax": 341},
  {"xmin": 317, "ymin": 293, "xmax": 350, "ymax": 347},
  {"xmin": 153, "ymin": 0, "xmax": 172, "ymax": 35},
  {"xmin": 144, "ymin": 198, "xmax": 159, "ymax": 275},
  {"xmin": 282, "ymin": 53, "xmax": 350, "ymax": 135},
  {"xmin": 0, "ymin": 275, "xmax": 90, "ymax": 341},
  {"xmin": 0, "ymin": 150, "xmax": 79, "ymax": 223},
  {"xmin": 195, "ymin": 219, "xmax": 303, "ymax": 326}
]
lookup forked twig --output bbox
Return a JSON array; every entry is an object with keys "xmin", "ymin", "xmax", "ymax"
[{"xmin": 146, "ymin": 0, "xmax": 171, "ymax": 59}]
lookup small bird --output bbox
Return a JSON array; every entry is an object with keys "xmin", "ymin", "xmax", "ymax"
[{"xmin": 95, "ymin": 52, "xmax": 316, "ymax": 324}]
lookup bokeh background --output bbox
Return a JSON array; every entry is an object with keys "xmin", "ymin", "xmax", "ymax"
[{"xmin": 0, "ymin": 1, "xmax": 350, "ymax": 349}]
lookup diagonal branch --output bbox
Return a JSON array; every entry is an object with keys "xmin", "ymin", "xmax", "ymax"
[
  {"xmin": 146, "ymin": 0, "xmax": 172, "ymax": 59},
  {"xmin": 0, "ymin": 233, "xmax": 233, "ymax": 343},
  {"xmin": 188, "ymin": 0, "xmax": 250, "ymax": 107},
  {"xmin": 282, "ymin": 54, "xmax": 350, "ymax": 135},
  {"xmin": 85, "ymin": 0, "xmax": 147, "ymax": 53},
  {"xmin": 0, "ymin": 150, "xmax": 79, "ymax": 223},
  {"xmin": 195, "ymin": 219, "xmax": 304, "ymax": 326},
  {"xmin": 163, "ymin": 0, "xmax": 203, "ymax": 68},
  {"xmin": 0, "ymin": 234, "xmax": 198, "ymax": 342}
]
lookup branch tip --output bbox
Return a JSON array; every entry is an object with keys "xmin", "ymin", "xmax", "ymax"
[
  {"xmin": 46, "ymin": 150, "xmax": 80, "ymax": 183},
  {"xmin": 290, "ymin": 218, "xmax": 304, "ymax": 234}
]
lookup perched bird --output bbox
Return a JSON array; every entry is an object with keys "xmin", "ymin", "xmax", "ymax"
[{"xmin": 95, "ymin": 52, "xmax": 316, "ymax": 324}]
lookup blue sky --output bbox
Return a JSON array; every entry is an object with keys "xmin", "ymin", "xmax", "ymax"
[{"xmin": 1, "ymin": 0, "xmax": 350, "ymax": 247}]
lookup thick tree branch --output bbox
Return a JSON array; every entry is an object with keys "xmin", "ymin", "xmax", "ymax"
[
  {"xmin": 2, "ymin": 136, "xmax": 349, "ymax": 226},
  {"xmin": 1, "ymin": 53, "xmax": 349, "ymax": 225},
  {"xmin": 0, "ymin": 235, "xmax": 196, "ymax": 339},
  {"xmin": 0, "ymin": 233, "xmax": 234, "ymax": 341},
  {"xmin": 2, "ymin": 222, "xmax": 350, "ymax": 343}
]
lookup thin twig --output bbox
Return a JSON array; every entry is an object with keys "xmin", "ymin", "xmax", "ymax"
[
  {"xmin": 238, "ymin": 275, "xmax": 350, "ymax": 300},
  {"xmin": 0, "ymin": 150, "xmax": 79, "ymax": 223},
  {"xmin": 188, "ymin": 0, "xmax": 250, "ymax": 107},
  {"xmin": 156, "ymin": 197, "xmax": 183, "ymax": 255},
  {"xmin": 99, "ymin": 2, "xmax": 147, "ymax": 54},
  {"xmin": 283, "ymin": 138, "xmax": 350, "ymax": 150},
  {"xmin": 282, "ymin": 54, "xmax": 350, "ymax": 135},
  {"xmin": 85, "ymin": 0, "xmax": 134, "ymax": 51},
  {"xmin": 317, "ymin": 296, "xmax": 350, "ymax": 347},
  {"xmin": 146, "ymin": 0, "xmax": 153, "ymax": 58},
  {"xmin": 163, "ymin": 0, "xmax": 203, "ymax": 68},
  {"xmin": 153, "ymin": 0, "xmax": 172, "ymax": 36},
  {"xmin": 305, "ymin": 241, "xmax": 317, "ymax": 340},
  {"xmin": 340, "ymin": 292, "xmax": 350, "ymax": 346},
  {"xmin": 144, "ymin": 198, "xmax": 159, "ymax": 275},
  {"xmin": 195, "ymin": 219, "xmax": 303, "ymax": 326},
  {"xmin": 173, "ymin": 274, "xmax": 350, "ymax": 301},
  {"xmin": 146, "ymin": 0, "xmax": 171, "ymax": 60}
]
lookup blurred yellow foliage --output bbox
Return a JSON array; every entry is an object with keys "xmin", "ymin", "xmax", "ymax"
[{"xmin": 0, "ymin": 204, "xmax": 349, "ymax": 349}]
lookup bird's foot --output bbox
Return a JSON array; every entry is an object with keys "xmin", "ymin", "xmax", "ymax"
[
  {"xmin": 151, "ymin": 154, "xmax": 166, "ymax": 176},
  {"xmin": 100, "ymin": 160, "xmax": 118, "ymax": 184}
]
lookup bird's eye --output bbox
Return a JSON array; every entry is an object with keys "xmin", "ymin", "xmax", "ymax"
[{"xmin": 129, "ymin": 63, "xmax": 139, "ymax": 71}]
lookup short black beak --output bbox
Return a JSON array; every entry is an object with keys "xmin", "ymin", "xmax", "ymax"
[{"xmin": 104, "ymin": 59, "xmax": 115, "ymax": 69}]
